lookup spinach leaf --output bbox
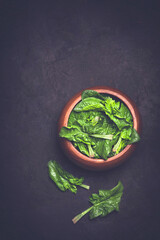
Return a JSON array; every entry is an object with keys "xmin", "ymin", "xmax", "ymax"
[
  {"xmin": 82, "ymin": 90, "xmax": 106, "ymax": 100},
  {"xmin": 90, "ymin": 134, "xmax": 113, "ymax": 140},
  {"xmin": 112, "ymin": 129, "xmax": 134, "ymax": 154},
  {"xmin": 95, "ymin": 136, "xmax": 118, "ymax": 159},
  {"xmin": 68, "ymin": 111, "xmax": 78, "ymax": 126},
  {"xmin": 72, "ymin": 181, "xmax": 123, "ymax": 223},
  {"xmin": 95, "ymin": 139, "xmax": 114, "ymax": 159},
  {"xmin": 48, "ymin": 160, "xmax": 90, "ymax": 193},
  {"xmin": 128, "ymin": 128, "xmax": 140, "ymax": 144},
  {"xmin": 104, "ymin": 97, "xmax": 121, "ymax": 115},
  {"xmin": 81, "ymin": 111, "xmax": 118, "ymax": 136},
  {"xmin": 59, "ymin": 126, "xmax": 94, "ymax": 145},
  {"xmin": 121, "ymin": 127, "xmax": 132, "ymax": 140},
  {"xmin": 114, "ymin": 102, "xmax": 133, "ymax": 123},
  {"xmin": 103, "ymin": 97, "xmax": 132, "ymax": 129},
  {"xmin": 74, "ymin": 97, "xmax": 105, "ymax": 112},
  {"xmin": 76, "ymin": 142, "xmax": 89, "ymax": 157},
  {"xmin": 112, "ymin": 135, "xmax": 122, "ymax": 154},
  {"xmin": 104, "ymin": 110, "xmax": 130, "ymax": 130},
  {"xmin": 108, "ymin": 115, "xmax": 130, "ymax": 130}
]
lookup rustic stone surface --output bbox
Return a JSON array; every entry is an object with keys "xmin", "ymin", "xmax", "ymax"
[{"xmin": 1, "ymin": 1, "xmax": 160, "ymax": 240}]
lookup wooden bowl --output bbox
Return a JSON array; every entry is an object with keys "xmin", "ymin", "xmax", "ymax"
[{"xmin": 58, "ymin": 86, "xmax": 141, "ymax": 170}]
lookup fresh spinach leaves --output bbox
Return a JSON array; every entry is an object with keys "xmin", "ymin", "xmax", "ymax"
[
  {"xmin": 82, "ymin": 89, "xmax": 106, "ymax": 100},
  {"xmin": 72, "ymin": 181, "xmax": 123, "ymax": 223},
  {"xmin": 48, "ymin": 160, "xmax": 90, "ymax": 193},
  {"xmin": 59, "ymin": 90, "xmax": 140, "ymax": 160}
]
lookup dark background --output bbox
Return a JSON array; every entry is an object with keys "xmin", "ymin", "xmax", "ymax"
[{"xmin": 1, "ymin": 1, "xmax": 160, "ymax": 240}]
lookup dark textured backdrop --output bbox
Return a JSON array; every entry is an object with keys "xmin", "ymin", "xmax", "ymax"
[{"xmin": 1, "ymin": 1, "xmax": 160, "ymax": 240}]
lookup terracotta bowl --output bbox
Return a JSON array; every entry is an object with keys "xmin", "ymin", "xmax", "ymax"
[{"xmin": 58, "ymin": 86, "xmax": 141, "ymax": 171}]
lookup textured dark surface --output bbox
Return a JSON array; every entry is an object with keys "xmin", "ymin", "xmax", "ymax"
[{"xmin": 1, "ymin": 1, "xmax": 160, "ymax": 240}]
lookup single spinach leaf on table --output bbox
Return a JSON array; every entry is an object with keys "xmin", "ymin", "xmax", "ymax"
[
  {"xmin": 72, "ymin": 181, "xmax": 123, "ymax": 223},
  {"xmin": 48, "ymin": 160, "xmax": 90, "ymax": 193}
]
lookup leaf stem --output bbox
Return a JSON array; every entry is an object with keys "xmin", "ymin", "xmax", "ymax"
[
  {"xmin": 113, "ymin": 136, "xmax": 122, "ymax": 153},
  {"xmin": 88, "ymin": 144, "xmax": 94, "ymax": 158},
  {"xmin": 80, "ymin": 184, "xmax": 90, "ymax": 190},
  {"xmin": 72, "ymin": 206, "xmax": 93, "ymax": 224},
  {"xmin": 90, "ymin": 134, "xmax": 113, "ymax": 140}
]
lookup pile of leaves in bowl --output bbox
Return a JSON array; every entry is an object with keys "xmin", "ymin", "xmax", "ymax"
[{"xmin": 59, "ymin": 90, "xmax": 140, "ymax": 160}]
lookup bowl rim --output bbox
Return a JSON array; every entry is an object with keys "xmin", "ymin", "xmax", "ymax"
[{"xmin": 58, "ymin": 86, "xmax": 141, "ymax": 169}]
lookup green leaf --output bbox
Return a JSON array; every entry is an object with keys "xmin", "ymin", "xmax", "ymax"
[
  {"xmin": 82, "ymin": 90, "xmax": 106, "ymax": 100},
  {"xmin": 104, "ymin": 97, "xmax": 120, "ymax": 115},
  {"xmin": 114, "ymin": 103, "xmax": 133, "ymax": 123},
  {"xmin": 77, "ymin": 143, "xmax": 89, "ymax": 157},
  {"xmin": 84, "ymin": 112, "xmax": 118, "ymax": 136},
  {"xmin": 68, "ymin": 111, "xmax": 78, "ymax": 126},
  {"xmin": 128, "ymin": 128, "xmax": 140, "ymax": 144},
  {"xmin": 48, "ymin": 161, "xmax": 90, "ymax": 193},
  {"xmin": 95, "ymin": 137, "xmax": 118, "ymax": 159},
  {"xmin": 94, "ymin": 140, "xmax": 112, "ymax": 160},
  {"xmin": 104, "ymin": 111, "xmax": 130, "ymax": 130},
  {"xmin": 121, "ymin": 127, "xmax": 132, "ymax": 140},
  {"xmin": 104, "ymin": 97, "xmax": 132, "ymax": 129},
  {"xmin": 72, "ymin": 181, "xmax": 123, "ymax": 223},
  {"xmin": 112, "ymin": 136, "xmax": 122, "ymax": 154},
  {"xmin": 59, "ymin": 126, "xmax": 93, "ymax": 145},
  {"xmin": 48, "ymin": 161, "xmax": 67, "ymax": 192},
  {"xmin": 74, "ymin": 97, "xmax": 105, "ymax": 112}
]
